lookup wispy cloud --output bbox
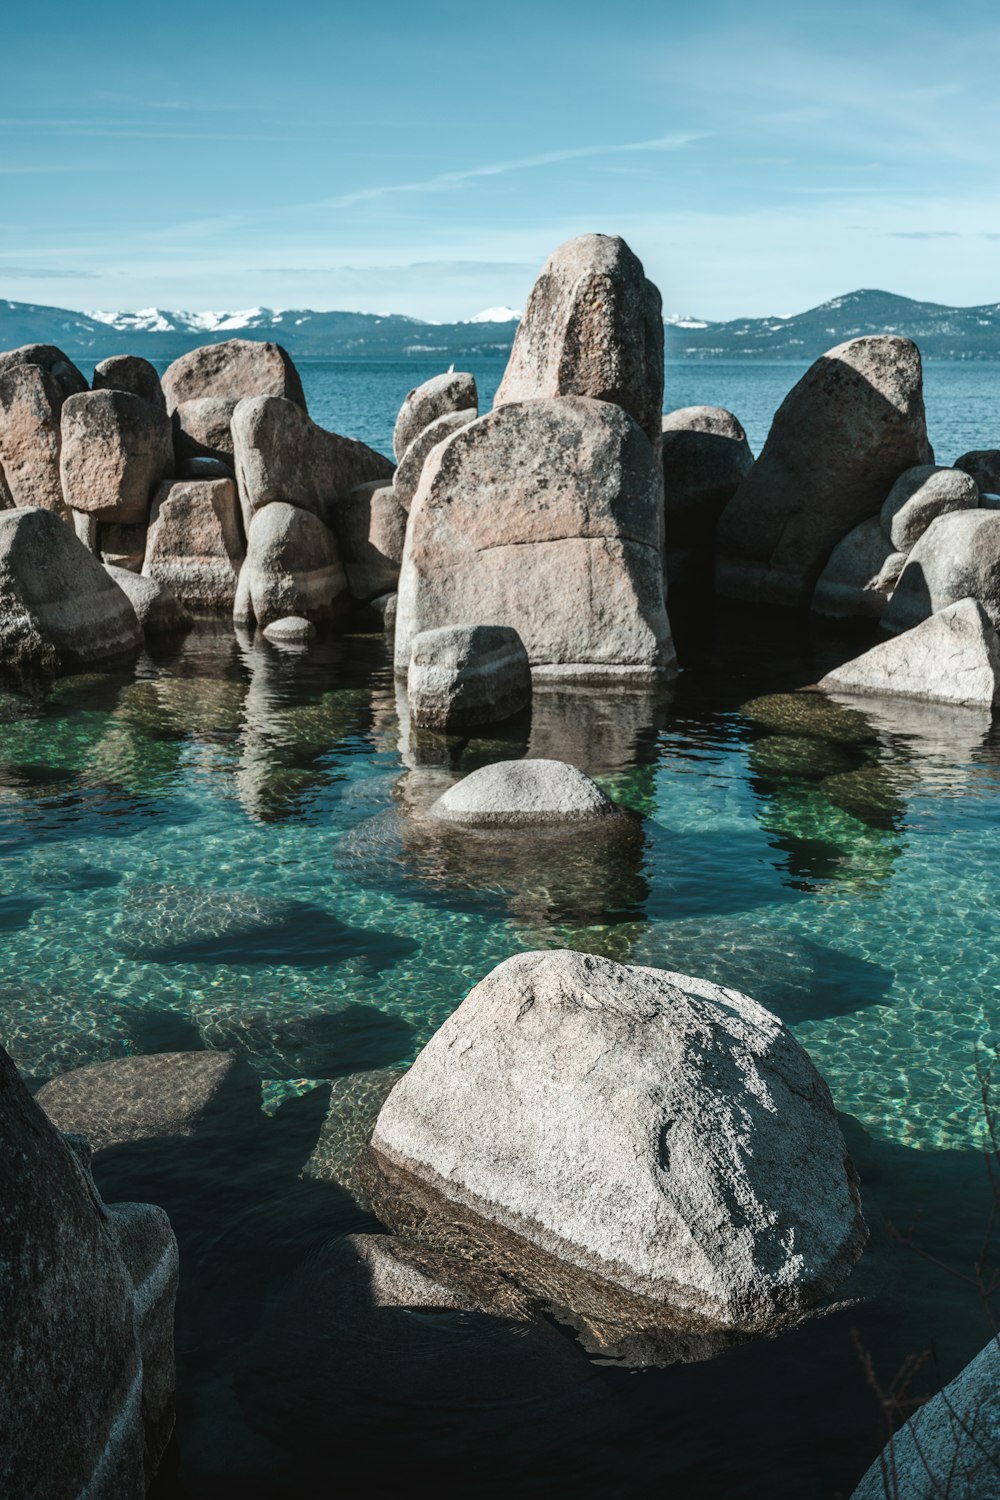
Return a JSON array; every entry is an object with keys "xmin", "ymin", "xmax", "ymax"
[
  {"xmin": 327, "ymin": 133, "xmax": 708, "ymax": 209},
  {"xmin": 0, "ymin": 265, "xmax": 102, "ymax": 279},
  {"xmin": 887, "ymin": 230, "xmax": 963, "ymax": 239}
]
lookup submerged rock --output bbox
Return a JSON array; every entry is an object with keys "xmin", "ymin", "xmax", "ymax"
[
  {"xmin": 880, "ymin": 463, "xmax": 978, "ymax": 552},
  {"xmin": 263, "ymin": 614, "xmax": 316, "ymax": 644},
  {"xmin": 303, "ymin": 1068, "xmax": 407, "ymax": 1205},
  {"xmin": 361, "ymin": 949, "xmax": 866, "ymax": 1339},
  {"xmin": 234, "ymin": 502, "xmax": 348, "ymax": 628},
  {"xmin": 394, "ymin": 396, "xmax": 674, "ymax": 682},
  {"xmin": 60, "ymin": 389, "xmax": 174, "ymax": 525},
  {"xmin": 1, "ymin": 1045, "xmax": 178, "ymax": 1499},
  {"xmin": 740, "ymin": 692, "xmax": 878, "ymax": 745},
  {"xmin": 93, "ymin": 354, "xmax": 165, "ymax": 409},
  {"xmin": 716, "ymin": 336, "xmax": 933, "ymax": 608},
  {"xmin": 393, "ymin": 370, "xmax": 477, "ymax": 462},
  {"xmin": 143, "ymin": 477, "xmax": 245, "ymax": 611},
  {"xmin": 821, "ymin": 597, "xmax": 1000, "ymax": 708},
  {"xmin": 882, "ymin": 510, "xmax": 1000, "ymax": 634},
  {"xmin": 407, "ymin": 624, "xmax": 531, "ymax": 732},
  {"xmin": 495, "ymin": 233, "xmax": 664, "ymax": 447},
  {"xmin": 161, "ymin": 337, "xmax": 306, "ymax": 414},
  {"xmin": 429, "ymin": 758, "xmax": 617, "ymax": 825}
]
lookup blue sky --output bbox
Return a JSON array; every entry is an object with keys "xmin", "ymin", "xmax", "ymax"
[{"xmin": 3, "ymin": 0, "xmax": 1000, "ymax": 320}]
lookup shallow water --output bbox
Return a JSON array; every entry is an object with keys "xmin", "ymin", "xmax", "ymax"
[{"xmin": 1, "ymin": 611, "xmax": 998, "ymax": 1496}]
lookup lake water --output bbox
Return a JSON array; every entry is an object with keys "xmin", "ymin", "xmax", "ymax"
[{"xmin": 5, "ymin": 359, "xmax": 1000, "ymax": 1496}]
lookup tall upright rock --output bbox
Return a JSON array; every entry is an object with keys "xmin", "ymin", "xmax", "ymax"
[
  {"xmin": 494, "ymin": 234, "xmax": 664, "ymax": 448},
  {"xmin": 715, "ymin": 336, "xmax": 933, "ymax": 609}
]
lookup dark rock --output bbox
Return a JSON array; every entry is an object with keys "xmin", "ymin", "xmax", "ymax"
[
  {"xmin": 954, "ymin": 448, "xmax": 1000, "ymax": 495},
  {"xmin": 661, "ymin": 405, "xmax": 754, "ymax": 550},
  {"xmin": 740, "ymin": 692, "xmax": 878, "ymax": 745}
]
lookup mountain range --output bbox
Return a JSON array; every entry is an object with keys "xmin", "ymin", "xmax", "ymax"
[{"xmin": 4, "ymin": 288, "xmax": 1000, "ymax": 363}]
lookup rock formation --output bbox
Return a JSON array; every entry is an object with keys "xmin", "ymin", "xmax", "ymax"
[
  {"xmin": 393, "ymin": 370, "xmax": 477, "ymax": 461},
  {"xmin": 407, "ymin": 625, "xmax": 532, "ymax": 731},
  {"xmin": 161, "ymin": 337, "xmax": 306, "ymax": 413},
  {"xmin": 880, "ymin": 463, "xmax": 978, "ymax": 551},
  {"xmin": 882, "ymin": 509, "xmax": 1000, "ymax": 634},
  {"xmin": 143, "ymin": 478, "xmax": 245, "ymax": 609},
  {"xmin": 93, "ymin": 354, "xmax": 165, "ymax": 409},
  {"xmin": 821, "ymin": 597, "xmax": 1000, "ymax": 707},
  {"xmin": 234, "ymin": 501, "xmax": 349, "ymax": 628},
  {"xmin": 60, "ymin": 389, "xmax": 174, "ymax": 525}
]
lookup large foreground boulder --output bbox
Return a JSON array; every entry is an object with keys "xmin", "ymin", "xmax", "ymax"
[
  {"xmin": 882, "ymin": 509, "xmax": 1000, "ymax": 634},
  {"xmin": 661, "ymin": 406, "xmax": 754, "ymax": 550},
  {"xmin": 231, "ymin": 395, "xmax": 394, "ymax": 530},
  {"xmin": 361, "ymin": 950, "xmax": 866, "ymax": 1337},
  {"xmin": 161, "ymin": 337, "xmax": 306, "ymax": 413},
  {"xmin": 234, "ymin": 501, "xmax": 349, "ymax": 627},
  {"xmin": 60, "ymin": 389, "xmax": 174, "ymax": 524},
  {"xmin": 394, "ymin": 396, "xmax": 674, "ymax": 682},
  {"xmin": 0, "ymin": 363, "xmax": 67, "ymax": 514},
  {"xmin": 0, "ymin": 342, "xmax": 88, "ymax": 401},
  {"xmin": 393, "ymin": 371, "xmax": 477, "ymax": 461},
  {"xmin": 0, "ymin": 507, "xmax": 142, "ymax": 671},
  {"xmin": 716, "ymin": 336, "xmax": 933, "ymax": 608},
  {"xmin": 880, "ymin": 463, "xmax": 978, "ymax": 551},
  {"xmin": 0, "ymin": 1045, "xmax": 178, "ymax": 1499},
  {"xmin": 851, "ymin": 1338, "xmax": 999, "ymax": 1500},
  {"xmin": 811, "ymin": 518, "xmax": 905, "ymax": 621},
  {"xmin": 142, "ymin": 478, "xmax": 245, "ymax": 610},
  {"xmin": 93, "ymin": 355, "xmax": 165, "ymax": 409},
  {"xmin": 495, "ymin": 234, "xmax": 664, "ymax": 447},
  {"xmin": 407, "ymin": 625, "xmax": 531, "ymax": 732},
  {"xmin": 820, "ymin": 597, "xmax": 1000, "ymax": 708}
]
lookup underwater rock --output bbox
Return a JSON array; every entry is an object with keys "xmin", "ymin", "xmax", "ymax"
[
  {"xmin": 302, "ymin": 1067, "xmax": 407, "ymax": 1206},
  {"xmin": 393, "ymin": 369, "xmax": 477, "ymax": 461},
  {"xmin": 60, "ymin": 389, "xmax": 174, "ymax": 526},
  {"xmin": 740, "ymin": 692, "xmax": 878, "ymax": 746},
  {"xmin": 429, "ymin": 758, "xmax": 618, "ymax": 825},
  {"xmin": 361, "ymin": 950, "xmax": 866, "ymax": 1338},
  {"xmin": 407, "ymin": 624, "xmax": 531, "ymax": 732},
  {"xmin": 1, "ymin": 1045, "xmax": 178, "ymax": 1499},
  {"xmin": 0, "ymin": 984, "xmax": 133, "ymax": 1087},
  {"xmin": 822, "ymin": 597, "xmax": 1000, "ymax": 708},
  {"xmin": 93, "ymin": 354, "xmax": 165, "ymax": 410},
  {"xmin": 880, "ymin": 463, "xmax": 977, "ymax": 552},
  {"xmin": 820, "ymin": 763, "xmax": 914, "ymax": 831},
  {"xmin": 188, "ymin": 1001, "xmax": 414, "ymax": 1081},
  {"xmin": 882, "ymin": 510, "xmax": 1000, "ymax": 634},
  {"xmin": 161, "ymin": 337, "xmax": 306, "ymax": 414},
  {"xmin": 748, "ymin": 734, "xmax": 856, "ymax": 781}
]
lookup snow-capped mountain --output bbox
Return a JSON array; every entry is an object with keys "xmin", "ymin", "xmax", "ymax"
[{"xmin": 468, "ymin": 306, "xmax": 522, "ymax": 324}]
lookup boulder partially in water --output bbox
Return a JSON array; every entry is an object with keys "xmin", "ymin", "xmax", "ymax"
[
  {"xmin": 821, "ymin": 597, "xmax": 1000, "ymax": 708},
  {"xmin": 408, "ymin": 624, "xmax": 531, "ymax": 732},
  {"xmin": 161, "ymin": 337, "xmax": 306, "ymax": 414},
  {"xmin": 262, "ymin": 614, "xmax": 316, "ymax": 644},
  {"xmin": 104, "ymin": 564, "xmax": 191, "ymax": 637},
  {"xmin": 360, "ymin": 949, "xmax": 866, "ymax": 1338},
  {"xmin": 495, "ymin": 234, "xmax": 664, "ymax": 447},
  {"xmin": 429, "ymin": 758, "xmax": 617, "ymax": 825},
  {"xmin": 234, "ymin": 501, "xmax": 348, "ymax": 627},
  {"xmin": 93, "ymin": 354, "xmax": 165, "ymax": 410},
  {"xmin": 60, "ymin": 389, "xmax": 174, "ymax": 525},
  {"xmin": 0, "ymin": 362, "xmax": 68, "ymax": 515},
  {"xmin": 661, "ymin": 405, "xmax": 754, "ymax": 551},
  {"xmin": 716, "ymin": 336, "xmax": 933, "ymax": 608},
  {"xmin": 1, "ymin": 1044, "xmax": 178, "ymax": 1499},
  {"xmin": 143, "ymin": 478, "xmax": 245, "ymax": 610},
  {"xmin": 393, "ymin": 370, "xmax": 477, "ymax": 462},
  {"xmin": 0, "ymin": 507, "xmax": 142, "ymax": 672},
  {"xmin": 394, "ymin": 396, "xmax": 674, "ymax": 682},
  {"xmin": 882, "ymin": 509, "xmax": 1000, "ymax": 634}
]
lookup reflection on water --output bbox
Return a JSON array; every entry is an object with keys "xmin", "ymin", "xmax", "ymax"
[{"xmin": 1, "ymin": 617, "xmax": 999, "ymax": 1494}]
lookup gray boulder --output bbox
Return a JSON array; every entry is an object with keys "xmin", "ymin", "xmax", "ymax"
[
  {"xmin": 429, "ymin": 758, "xmax": 617, "ymax": 825},
  {"xmin": 1, "ymin": 1045, "xmax": 178, "ymax": 1499},
  {"xmin": 142, "ymin": 478, "xmax": 245, "ymax": 610},
  {"xmin": 60, "ymin": 389, "xmax": 174, "ymax": 525},
  {"xmin": 263, "ymin": 614, "xmax": 316, "ymax": 644},
  {"xmin": 661, "ymin": 406, "xmax": 754, "ymax": 550},
  {"xmin": 329, "ymin": 480, "xmax": 406, "ymax": 601},
  {"xmin": 393, "ymin": 370, "xmax": 477, "ymax": 461},
  {"xmin": 880, "ymin": 463, "xmax": 978, "ymax": 551},
  {"xmin": 161, "ymin": 337, "xmax": 306, "ymax": 414},
  {"xmin": 104, "ymin": 564, "xmax": 192, "ymax": 637},
  {"xmin": 0, "ymin": 342, "xmax": 88, "ymax": 402},
  {"xmin": 172, "ymin": 396, "xmax": 236, "ymax": 466},
  {"xmin": 231, "ymin": 394, "xmax": 394, "ymax": 532},
  {"xmin": 98, "ymin": 520, "xmax": 147, "ymax": 572},
  {"xmin": 716, "ymin": 336, "xmax": 933, "ymax": 608},
  {"xmin": 820, "ymin": 597, "xmax": 1000, "ymax": 708},
  {"xmin": 407, "ymin": 624, "xmax": 531, "ymax": 731},
  {"xmin": 955, "ymin": 449, "xmax": 1000, "ymax": 496},
  {"xmin": 394, "ymin": 396, "xmax": 674, "ymax": 682},
  {"xmin": 234, "ymin": 501, "xmax": 349, "ymax": 628},
  {"xmin": 882, "ymin": 510, "xmax": 1000, "ymax": 634},
  {"xmin": 811, "ymin": 518, "xmax": 906, "ymax": 621},
  {"xmin": 494, "ymin": 234, "xmax": 664, "ymax": 447},
  {"xmin": 850, "ymin": 1338, "xmax": 999, "ymax": 1500},
  {"xmin": 362, "ymin": 949, "xmax": 866, "ymax": 1335},
  {"xmin": 93, "ymin": 354, "xmax": 165, "ymax": 409},
  {"xmin": 393, "ymin": 407, "xmax": 477, "ymax": 511},
  {"xmin": 0, "ymin": 363, "xmax": 67, "ymax": 515},
  {"xmin": 0, "ymin": 507, "xmax": 142, "ymax": 671}
]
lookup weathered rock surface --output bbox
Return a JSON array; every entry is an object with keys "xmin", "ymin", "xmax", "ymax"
[
  {"xmin": 661, "ymin": 406, "xmax": 754, "ymax": 549},
  {"xmin": 93, "ymin": 354, "xmax": 165, "ymax": 409},
  {"xmin": 955, "ymin": 449, "xmax": 1000, "ymax": 496},
  {"xmin": 234, "ymin": 501, "xmax": 348, "ymax": 627},
  {"xmin": 408, "ymin": 624, "xmax": 532, "ymax": 731},
  {"xmin": 0, "ymin": 363, "xmax": 67, "ymax": 514},
  {"xmin": 811, "ymin": 517, "xmax": 905, "ymax": 621},
  {"xmin": 1, "ymin": 1045, "xmax": 178, "ymax": 1499},
  {"xmin": 231, "ymin": 395, "xmax": 394, "ymax": 530},
  {"xmin": 394, "ymin": 396, "xmax": 674, "ymax": 681},
  {"xmin": 495, "ymin": 234, "xmax": 664, "ymax": 447},
  {"xmin": 60, "ymin": 389, "xmax": 174, "ymax": 525},
  {"xmin": 851, "ymin": 1338, "xmax": 1000, "ymax": 1500},
  {"xmin": 172, "ymin": 396, "xmax": 236, "ymax": 466},
  {"xmin": 105, "ymin": 564, "xmax": 191, "ymax": 637},
  {"xmin": 393, "ymin": 370, "xmax": 477, "ymax": 462},
  {"xmin": 142, "ymin": 478, "xmax": 244, "ymax": 610},
  {"xmin": 880, "ymin": 463, "xmax": 978, "ymax": 552},
  {"xmin": 882, "ymin": 510, "xmax": 1000, "ymax": 634},
  {"xmin": 821, "ymin": 597, "xmax": 1000, "ymax": 708},
  {"xmin": 330, "ymin": 480, "xmax": 406, "ymax": 600},
  {"xmin": 393, "ymin": 407, "xmax": 477, "ymax": 511},
  {"xmin": 716, "ymin": 336, "xmax": 933, "ymax": 608},
  {"xmin": 0, "ymin": 342, "xmax": 88, "ymax": 402},
  {"xmin": 98, "ymin": 520, "xmax": 148, "ymax": 572},
  {"xmin": 161, "ymin": 337, "xmax": 306, "ymax": 414},
  {"xmin": 429, "ymin": 758, "xmax": 617, "ymax": 825},
  {"xmin": 362, "ymin": 949, "xmax": 866, "ymax": 1335},
  {"xmin": 0, "ymin": 507, "xmax": 142, "ymax": 671},
  {"xmin": 263, "ymin": 614, "xmax": 316, "ymax": 644}
]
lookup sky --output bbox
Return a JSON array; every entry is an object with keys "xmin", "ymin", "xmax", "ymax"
[{"xmin": 3, "ymin": 0, "xmax": 1000, "ymax": 321}]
